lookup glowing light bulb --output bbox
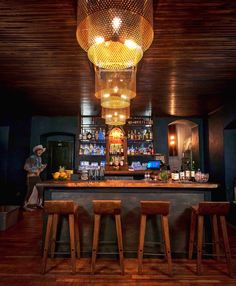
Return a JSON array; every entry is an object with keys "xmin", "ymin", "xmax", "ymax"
[
  {"xmin": 95, "ymin": 36, "xmax": 105, "ymax": 44},
  {"xmin": 113, "ymin": 86, "xmax": 119, "ymax": 93},
  {"xmin": 112, "ymin": 17, "xmax": 122, "ymax": 32},
  {"xmin": 103, "ymin": 93, "xmax": 110, "ymax": 98},
  {"xmin": 121, "ymin": 94, "xmax": 127, "ymax": 99},
  {"xmin": 125, "ymin": 39, "xmax": 139, "ymax": 49}
]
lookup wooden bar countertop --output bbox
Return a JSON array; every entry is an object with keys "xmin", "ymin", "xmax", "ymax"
[{"xmin": 37, "ymin": 180, "xmax": 219, "ymax": 189}]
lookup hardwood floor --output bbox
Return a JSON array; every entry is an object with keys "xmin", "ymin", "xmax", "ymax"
[{"xmin": 0, "ymin": 210, "xmax": 236, "ymax": 286}]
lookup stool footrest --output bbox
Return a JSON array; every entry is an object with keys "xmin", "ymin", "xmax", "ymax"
[
  {"xmin": 142, "ymin": 252, "xmax": 166, "ymax": 257},
  {"xmin": 96, "ymin": 251, "xmax": 120, "ymax": 255}
]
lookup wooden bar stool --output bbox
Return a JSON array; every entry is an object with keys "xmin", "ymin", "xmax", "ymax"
[
  {"xmin": 91, "ymin": 200, "xmax": 124, "ymax": 275},
  {"xmin": 138, "ymin": 201, "xmax": 172, "ymax": 276},
  {"xmin": 188, "ymin": 202, "xmax": 233, "ymax": 277},
  {"xmin": 42, "ymin": 200, "xmax": 80, "ymax": 274}
]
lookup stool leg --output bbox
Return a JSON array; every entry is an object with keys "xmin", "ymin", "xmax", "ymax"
[
  {"xmin": 219, "ymin": 215, "xmax": 233, "ymax": 277},
  {"xmin": 91, "ymin": 214, "xmax": 101, "ymax": 274},
  {"xmin": 138, "ymin": 214, "xmax": 146, "ymax": 274},
  {"xmin": 161, "ymin": 215, "xmax": 172, "ymax": 276},
  {"xmin": 188, "ymin": 210, "xmax": 197, "ymax": 259},
  {"xmin": 197, "ymin": 215, "xmax": 204, "ymax": 275},
  {"xmin": 75, "ymin": 212, "xmax": 80, "ymax": 259},
  {"xmin": 212, "ymin": 214, "xmax": 220, "ymax": 261},
  {"xmin": 51, "ymin": 214, "xmax": 58, "ymax": 258},
  {"xmin": 115, "ymin": 214, "xmax": 125, "ymax": 275},
  {"xmin": 68, "ymin": 214, "xmax": 76, "ymax": 273},
  {"xmin": 42, "ymin": 214, "xmax": 53, "ymax": 274}
]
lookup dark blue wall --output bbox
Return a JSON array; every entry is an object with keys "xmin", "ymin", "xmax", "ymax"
[
  {"xmin": 30, "ymin": 116, "xmax": 77, "ymax": 151},
  {"xmin": 0, "ymin": 126, "xmax": 9, "ymax": 187},
  {"xmin": 0, "ymin": 116, "xmax": 31, "ymax": 204},
  {"xmin": 207, "ymin": 101, "xmax": 236, "ymax": 201}
]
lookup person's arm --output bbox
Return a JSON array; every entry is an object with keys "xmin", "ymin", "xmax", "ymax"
[{"xmin": 24, "ymin": 156, "xmax": 40, "ymax": 174}]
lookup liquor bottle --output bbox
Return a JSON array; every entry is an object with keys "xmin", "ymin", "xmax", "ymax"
[
  {"xmin": 87, "ymin": 131, "xmax": 92, "ymax": 140},
  {"xmin": 145, "ymin": 129, "xmax": 150, "ymax": 140},
  {"xmin": 127, "ymin": 130, "xmax": 131, "ymax": 140},
  {"xmin": 185, "ymin": 161, "xmax": 191, "ymax": 180},
  {"xmin": 172, "ymin": 170, "xmax": 180, "ymax": 181},
  {"xmin": 109, "ymin": 156, "xmax": 113, "ymax": 166},
  {"xmin": 191, "ymin": 160, "xmax": 196, "ymax": 181},
  {"xmin": 98, "ymin": 128, "xmax": 104, "ymax": 141},
  {"xmin": 179, "ymin": 164, "xmax": 185, "ymax": 180},
  {"xmin": 95, "ymin": 130, "xmax": 99, "ymax": 141},
  {"xmin": 130, "ymin": 130, "xmax": 134, "ymax": 140},
  {"xmin": 149, "ymin": 130, "xmax": 153, "ymax": 140},
  {"xmin": 92, "ymin": 130, "xmax": 95, "ymax": 140},
  {"xmin": 131, "ymin": 145, "xmax": 135, "ymax": 155},
  {"xmin": 83, "ymin": 130, "xmax": 87, "ymax": 140},
  {"xmin": 137, "ymin": 130, "xmax": 141, "ymax": 140}
]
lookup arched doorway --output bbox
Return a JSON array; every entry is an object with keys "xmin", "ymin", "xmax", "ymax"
[
  {"xmin": 40, "ymin": 132, "xmax": 75, "ymax": 179},
  {"xmin": 168, "ymin": 120, "xmax": 200, "ymax": 171}
]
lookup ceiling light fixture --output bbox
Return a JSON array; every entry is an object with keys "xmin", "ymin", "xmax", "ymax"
[{"xmin": 76, "ymin": 0, "xmax": 154, "ymax": 70}]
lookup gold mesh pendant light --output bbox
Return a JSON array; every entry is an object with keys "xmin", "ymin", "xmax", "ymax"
[
  {"xmin": 95, "ymin": 67, "xmax": 136, "ymax": 99},
  {"xmin": 95, "ymin": 67, "xmax": 136, "ymax": 108},
  {"xmin": 101, "ymin": 93, "xmax": 130, "ymax": 109},
  {"xmin": 76, "ymin": 0, "xmax": 154, "ymax": 69},
  {"xmin": 102, "ymin": 107, "xmax": 130, "ymax": 125}
]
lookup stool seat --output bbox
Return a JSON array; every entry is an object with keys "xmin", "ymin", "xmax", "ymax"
[
  {"xmin": 192, "ymin": 202, "xmax": 230, "ymax": 216},
  {"xmin": 189, "ymin": 201, "xmax": 233, "ymax": 277},
  {"xmin": 93, "ymin": 200, "xmax": 121, "ymax": 215},
  {"xmin": 44, "ymin": 200, "xmax": 79, "ymax": 214},
  {"xmin": 141, "ymin": 200, "xmax": 170, "ymax": 215},
  {"xmin": 42, "ymin": 200, "xmax": 80, "ymax": 274},
  {"xmin": 138, "ymin": 200, "xmax": 172, "ymax": 276},
  {"xmin": 91, "ymin": 200, "xmax": 124, "ymax": 275}
]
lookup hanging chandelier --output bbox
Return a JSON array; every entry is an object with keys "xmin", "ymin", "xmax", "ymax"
[
  {"xmin": 76, "ymin": 0, "xmax": 154, "ymax": 69},
  {"xmin": 102, "ymin": 107, "xmax": 130, "ymax": 126},
  {"xmin": 95, "ymin": 67, "xmax": 136, "ymax": 108}
]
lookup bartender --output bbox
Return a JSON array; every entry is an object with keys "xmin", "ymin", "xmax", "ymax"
[{"xmin": 23, "ymin": 144, "xmax": 47, "ymax": 210}]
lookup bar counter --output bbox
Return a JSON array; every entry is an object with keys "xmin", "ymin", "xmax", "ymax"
[{"xmin": 38, "ymin": 180, "xmax": 219, "ymax": 258}]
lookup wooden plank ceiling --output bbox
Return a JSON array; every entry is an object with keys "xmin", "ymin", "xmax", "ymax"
[{"xmin": 0, "ymin": 0, "xmax": 236, "ymax": 117}]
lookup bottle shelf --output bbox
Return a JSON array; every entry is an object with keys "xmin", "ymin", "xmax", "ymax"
[
  {"xmin": 127, "ymin": 139, "xmax": 153, "ymax": 143},
  {"xmin": 128, "ymin": 154, "xmax": 154, "ymax": 157},
  {"xmin": 78, "ymin": 154, "xmax": 106, "ymax": 157},
  {"xmin": 79, "ymin": 140, "xmax": 106, "ymax": 144},
  {"xmin": 80, "ymin": 124, "xmax": 105, "ymax": 127},
  {"xmin": 127, "ymin": 124, "xmax": 153, "ymax": 128}
]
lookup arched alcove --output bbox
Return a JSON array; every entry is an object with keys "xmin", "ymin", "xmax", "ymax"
[
  {"xmin": 168, "ymin": 119, "xmax": 200, "ymax": 171},
  {"xmin": 224, "ymin": 119, "xmax": 236, "ymax": 201}
]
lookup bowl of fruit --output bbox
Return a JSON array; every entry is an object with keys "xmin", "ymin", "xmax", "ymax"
[{"xmin": 52, "ymin": 166, "xmax": 68, "ymax": 181}]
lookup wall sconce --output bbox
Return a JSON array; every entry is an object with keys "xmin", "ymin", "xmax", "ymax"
[{"xmin": 168, "ymin": 124, "xmax": 178, "ymax": 156}]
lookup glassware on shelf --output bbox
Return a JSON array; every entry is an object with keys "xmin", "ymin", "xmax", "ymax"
[
  {"xmin": 195, "ymin": 170, "xmax": 209, "ymax": 183},
  {"xmin": 144, "ymin": 171, "xmax": 151, "ymax": 181}
]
